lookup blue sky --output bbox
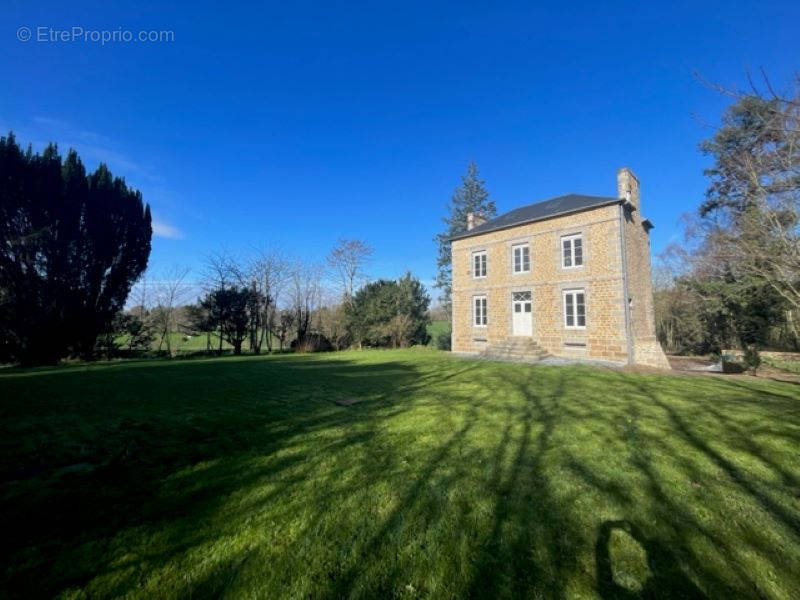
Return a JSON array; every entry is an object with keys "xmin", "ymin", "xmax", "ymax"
[{"xmin": 2, "ymin": 1, "xmax": 797, "ymax": 293}]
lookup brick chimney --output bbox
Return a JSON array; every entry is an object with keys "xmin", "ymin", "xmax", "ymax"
[
  {"xmin": 466, "ymin": 211, "xmax": 487, "ymax": 231},
  {"xmin": 617, "ymin": 167, "xmax": 640, "ymax": 210}
]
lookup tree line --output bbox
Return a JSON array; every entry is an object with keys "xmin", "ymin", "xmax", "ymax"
[
  {"xmin": 0, "ymin": 130, "xmax": 432, "ymax": 365},
  {"xmin": 0, "ymin": 136, "xmax": 432, "ymax": 367},
  {"xmin": 654, "ymin": 74, "xmax": 800, "ymax": 363},
  {"xmin": 7, "ymin": 73, "xmax": 793, "ymax": 366},
  {"xmin": 120, "ymin": 244, "xmax": 431, "ymax": 358}
]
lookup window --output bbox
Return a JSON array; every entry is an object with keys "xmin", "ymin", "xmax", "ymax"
[
  {"xmin": 473, "ymin": 251, "xmax": 487, "ymax": 278},
  {"xmin": 561, "ymin": 234, "xmax": 583, "ymax": 268},
  {"xmin": 563, "ymin": 289, "xmax": 586, "ymax": 328},
  {"xmin": 512, "ymin": 291, "xmax": 531, "ymax": 312},
  {"xmin": 473, "ymin": 296, "xmax": 488, "ymax": 327},
  {"xmin": 512, "ymin": 291, "xmax": 531, "ymax": 301},
  {"xmin": 512, "ymin": 244, "xmax": 530, "ymax": 273}
]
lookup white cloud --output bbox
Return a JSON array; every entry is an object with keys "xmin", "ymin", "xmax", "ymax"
[{"xmin": 152, "ymin": 219, "xmax": 184, "ymax": 240}]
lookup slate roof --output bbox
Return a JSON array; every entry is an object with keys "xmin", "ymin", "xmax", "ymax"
[{"xmin": 450, "ymin": 193, "xmax": 621, "ymax": 241}]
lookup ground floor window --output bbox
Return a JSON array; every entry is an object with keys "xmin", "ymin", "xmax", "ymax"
[
  {"xmin": 473, "ymin": 295, "xmax": 487, "ymax": 326},
  {"xmin": 563, "ymin": 289, "xmax": 586, "ymax": 328}
]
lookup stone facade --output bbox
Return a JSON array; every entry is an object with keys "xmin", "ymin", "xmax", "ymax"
[{"xmin": 451, "ymin": 168, "xmax": 670, "ymax": 369}]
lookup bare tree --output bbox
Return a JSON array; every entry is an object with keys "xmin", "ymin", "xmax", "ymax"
[
  {"xmin": 276, "ymin": 310, "xmax": 294, "ymax": 351},
  {"xmin": 249, "ymin": 249, "xmax": 289, "ymax": 353},
  {"xmin": 289, "ymin": 261, "xmax": 322, "ymax": 346},
  {"xmin": 129, "ymin": 269, "xmax": 149, "ymax": 321},
  {"xmin": 327, "ymin": 238, "xmax": 372, "ymax": 300},
  {"xmin": 152, "ymin": 266, "xmax": 191, "ymax": 356},
  {"xmin": 386, "ymin": 313, "xmax": 414, "ymax": 348},
  {"xmin": 203, "ymin": 249, "xmax": 293, "ymax": 355},
  {"xmin": 203, "ymin": 250, "xmax": 237, "ymax": 354}
]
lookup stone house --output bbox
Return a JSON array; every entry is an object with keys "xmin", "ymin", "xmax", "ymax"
[{"xmin": 450, "ymin": 167, "xmax": 670, "ymax": 369}]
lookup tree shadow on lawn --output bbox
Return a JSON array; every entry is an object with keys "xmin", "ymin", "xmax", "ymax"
[
  {"xmin": 318, "ymin": 364, "xmax": 800, "ymax": 598},
  {"xmin": 1, "ymin": 354, "xmax": 465, "ymax": 597},
  {"xmin": 594, "ymin": 520, "xmax": 705, "ymax": 599},
  {"xmin": 578, "ymin": 370, "xmax": 800, "ymax": 598},
  {"xmin": 3, "ymin": 356, "xmax": 800, "ymax": 598}
]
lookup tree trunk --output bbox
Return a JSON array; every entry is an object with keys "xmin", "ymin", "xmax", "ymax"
[{"xmin": 158, "ymin": 327, "xmax": 166, "ymax": 352}]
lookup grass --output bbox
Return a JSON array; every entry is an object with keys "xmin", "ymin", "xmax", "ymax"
[
  {"xmin": 116, "ymin": 331, "xmax": 287, "ymax": 356},
  {"xmin": 1, "ymin": 350, "xmax": 799, "ymax": 599},
  {"xmin": 763, "ymin": 356, "xmax": 800, "ymax": 374},
  {"xmin": 426, "ymin": 320, "xmax": 449, "ymax": 345}
]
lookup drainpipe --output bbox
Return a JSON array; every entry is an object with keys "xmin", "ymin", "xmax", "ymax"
[{"xmin": 619, "ymin": 203, "xmax": 634, "ymax": 365}]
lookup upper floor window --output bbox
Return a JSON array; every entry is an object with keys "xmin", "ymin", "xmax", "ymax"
[
  {"xmin": 563, "ymin": 289, "xmax": 586, "ymax": 328},
  {"xmin": 473, "ymin": 295, "xmax": 488, "ymax": 326},
  {"xmin": 562, "ymin": 234, "xmax": 583, "ymax": 268},
  {"xmin": 512, "ymin": 244, "xmax": 530, "ymax": 273},
  {"xmin": 473, "ymin": 251, "xmax": 487, "ymax": 278}
]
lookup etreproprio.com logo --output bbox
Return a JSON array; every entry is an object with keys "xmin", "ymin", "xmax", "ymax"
[{"xmin": 16, "ymin": 26, "xmax": 174, "ymax": 45}]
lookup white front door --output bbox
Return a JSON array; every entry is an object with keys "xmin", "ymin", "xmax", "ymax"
[{"xmin": 512, "ymin": 291, "xmax": 532, "ymax": 336}]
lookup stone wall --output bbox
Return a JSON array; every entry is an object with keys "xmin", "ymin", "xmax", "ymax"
[
  {"xmin": 618, "ymin": 168, "xmax": 671, "ymax": 369},
  {"xmin": 451, "ymin": 204, "xmax": 629, "ymax": 363},
  {"xmin": 451, "ymin": 168, "xmax": 671, "ymax": 369}
]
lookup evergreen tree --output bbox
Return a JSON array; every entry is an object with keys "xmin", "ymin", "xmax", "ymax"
[
  {"xmin": 347, "ymin": 272, "xmax": 430, "ymax": 347},
  {"xmin": 0, "ymin": 132, "xmax": 152, "ymax": 364},
  {"xmin": 202, "ymin": 286, "xmax": 258, "ymax": 355},
  {"xmin": 434, "ymin": 162, "xmax": 495, "ymax": 315}
]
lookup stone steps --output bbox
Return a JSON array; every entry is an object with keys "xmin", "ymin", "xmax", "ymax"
[{"xmin": 480, "ymin": 338, "xmax": 550, "ymax": 362}]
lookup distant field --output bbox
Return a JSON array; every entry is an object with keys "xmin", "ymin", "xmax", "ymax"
[
  {"xmin": 426, "ymin": 320, "xmax": 449, "ymax": 344},
  {"xmin": 119, "ymin": 324, "xmax": 448, "ymax": 354},
  {"xmin": 763, "ymin": 356, "xmax": 800, "ymax": 374},
  {"xmin": 2, "ymin": 349, "xmax": 799, "ymax": 598},
  {"xmin": 117, "ymin": 331, "xmax": 286, "ymax": 354}
]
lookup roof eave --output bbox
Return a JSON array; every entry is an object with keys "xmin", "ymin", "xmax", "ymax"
[{"xmin": 449, "ymin": 198, "xmax": 623, "ymax": 242}]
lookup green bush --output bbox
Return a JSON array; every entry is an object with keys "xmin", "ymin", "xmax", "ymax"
[
  {"xmin": 347, "ymin": 273, "xmax": 430, "ymax": 347},
  {"xmin": 743, "ymin": 345, "xmax": 761, "ymax": 375}
]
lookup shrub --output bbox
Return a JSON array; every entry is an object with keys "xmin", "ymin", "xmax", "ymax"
[
  {"xmin": 291, "ymin": 333, "xmax": 333, "ymax": 353},
  {"xmin": 743, "ymin": 345, "xmax": 761, "ymax": 375},
  {"xmin": 347, "ymin": 273, "xmax": 430, "ymax": 347}
]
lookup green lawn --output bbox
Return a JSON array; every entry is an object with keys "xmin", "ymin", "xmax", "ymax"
[
  {"xmin": 426, "ymin": 320, "xmax": 450, "ymax": 345},
  {"xmin": 763, "ymin": 356, "xmax": 800, "ymax": 375},
  {"xmin": 1, "ymin": 350, "xmax": 799, "ymax": 599},
  {"xmin": 117, "ymin": 331, "xmax": 286, "ymax": 355}
]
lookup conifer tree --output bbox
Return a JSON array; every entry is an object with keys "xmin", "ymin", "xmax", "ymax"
[
  {"xmin": 434, "ymin": 162, "xmax": 495, "ymax": 315},
  {"xmin": 0, "ymin": 132, "xmax": 152, "ymax": 364}
]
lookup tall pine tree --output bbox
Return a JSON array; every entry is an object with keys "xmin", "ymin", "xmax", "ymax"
[{"xmin": 434, "ymin": 162, "xmax": 495, "ymax": 315}]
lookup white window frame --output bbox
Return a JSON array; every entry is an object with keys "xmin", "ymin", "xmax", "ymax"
[
  {"xmin": 472, "ymin": 251, "xmax": 487, "ymax": 279},
  {"xmin": 473, "ymin": 295, "xmax": 488, "ymax": 327},
  {"xmin": 512, "ymin": 243, "xmax": 530, "ymax": 274},
  {"xmin": 561, "ymin": 234, "xmax": 584, "ymax": 269},
  {"xmin": 563, "ymin": 289, "xmax": 586, "ymax": 329}
]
